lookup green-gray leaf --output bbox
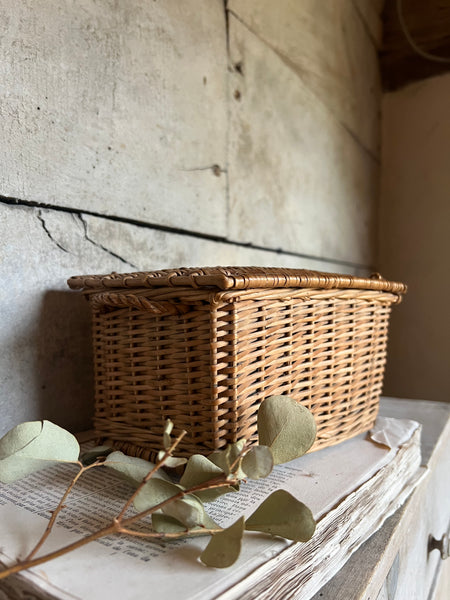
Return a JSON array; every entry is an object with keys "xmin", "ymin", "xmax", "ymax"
[
  {"xmin": 152, "ymin": 512, "xmax": 219, "ymax": 537},
  {"xmin": 180, "ymin": 454, "xmax": 236, "ymax": 503},
  {"xmin": 156, "ymin": 453, "xmax": 187, "ymax": 469},
  {"xmin": 208, "ymin": 440, "xmax": 246, "ymax": 479},
  {"xmin": 200, "ymin": 516, "xmax": 245, "ymax": 568},
  {"xmin": 241, "ymin": 445, "xmax": 274, "ymax": 479},
  {"xmin": 163, "ymin": 419, "xmax": 174, "ymax": 450},
  {"xmin": 245, "ymin": 489, "xmax": 316, "ymax": 542},
  {"xmin": 104, "ymin": 451, "xmax": 171, "ymax": 486},
  {"xmin": 162, "ymin": 494, "xmax": 205, "ymax": 528},
  {"xmin": 164, "ymin": 419, "xmax": 174, "ymax": 437},
  {"xmin": 134, "ymin": 478, "xmax": 181, "ymax": 513},
  {"xmin": 0, "ymin": 421, "xmax": 80, "ymax": 483},
  {"xmin": 258, "ymin": 395, "xmax": 316, "ymax": 464}
]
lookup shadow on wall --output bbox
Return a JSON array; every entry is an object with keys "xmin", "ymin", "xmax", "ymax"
[{"xmin": 34, "ymin": 290, "xmax": 94, "ymax": 433}]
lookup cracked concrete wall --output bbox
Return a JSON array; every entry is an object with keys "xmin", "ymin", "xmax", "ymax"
[
  {"xmin": 0, "ymin": 0, "xmax": 383, "ymax": 435},
  {"xmin": 0, "ymin": 0, "xmax": 228, "ymax": 234}
]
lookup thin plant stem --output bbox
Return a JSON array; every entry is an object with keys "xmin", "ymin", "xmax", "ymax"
[
  {"xmin": 228, "ymin": 440, "xmax": 248, "ymax": 474},
  {"xmin": 116, "ymin": 430, "xmax": 187, "ymax": 520},
  {"xmin": 24, "ymin": 461, "xmax": 102, "ymax": 561},
  {"xmin": 117, "ymin": 527, "xmax": 223, "ymax": 539}
]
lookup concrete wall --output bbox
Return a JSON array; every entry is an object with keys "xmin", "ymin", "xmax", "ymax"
[
  {"xmin": 0, "ymin": 0, "xmax": 383, "ymax": 435},
  {"xmin": 379, "ymin": 73, "xmax": 450, "ymax": 403}
]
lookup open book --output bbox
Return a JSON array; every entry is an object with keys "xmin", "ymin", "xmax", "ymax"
[{"xmin": 0, "ymin": 417, "xmax": 423, "ymax": 600}]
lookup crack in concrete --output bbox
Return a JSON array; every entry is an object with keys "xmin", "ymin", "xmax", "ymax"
[
  {"xmin": 37, "ymin": 210, "xmax": 70, "ymax": 253},
  {"xmin": 77, "ymin": 214, "xmax": 139, "ymax": 270},
  {"xmin": 0, "ymin": 195, "xmax": 227, "ymax": 243},
  {"xmin": 224, "ymin": 0, "xmax": 230, "ymax": 56},
  {"xmin": 224, "ymin": 0, "xmax": 232, "ymax": 236},
  {"xmin": 0, "ymin": 196, "xmax": 373, "ymax": 271},
  {"xmin": 337, "ymin": 118, "xmax": 380, "ymax": 165}
]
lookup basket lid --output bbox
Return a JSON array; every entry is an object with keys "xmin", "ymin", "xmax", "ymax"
[{"xmin": 68, "ymin": 266, "xmax": 407, "ymax": 294}]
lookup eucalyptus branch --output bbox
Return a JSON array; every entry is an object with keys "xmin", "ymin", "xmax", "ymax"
[
  {"xmin": 0, "ymin": 396, "xmax": 317, "ymax": 579},
  {"xmin": 0, "ymin": 462, "xmax": 237, "ymax": 580}
]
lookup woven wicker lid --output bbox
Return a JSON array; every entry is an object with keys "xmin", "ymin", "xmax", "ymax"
[{"xmin": 68, "ymin": 266, "xmax": 407, "ymax": 294}]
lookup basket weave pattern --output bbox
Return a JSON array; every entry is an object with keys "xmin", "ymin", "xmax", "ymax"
[{"xmin": 68, "ymin": 267, "xmax": 405, "ymax": 460}]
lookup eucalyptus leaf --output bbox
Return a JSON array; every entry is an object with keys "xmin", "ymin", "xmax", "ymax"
[
  {"xmin": 245, "ymin": 489, "xmax": 316, "ymax": 542},
  {"xmin": 241, "ymin": 445, "xmax": 273, "ymax": 480},
  {"xmin": 163, "ymin": 419, "xmax": 173, "ymax": 450},
  {"xmin": 104, "ymin": 451, "xmax": 171, "ymax": 486},
  {"xmin": 258, "ymin": 395, "xmax": 316, "ymax": 464},
  {"xmin": 180, "ymin": 454, "xmax": 236, "ymax": 503},
  {"xmin": 133, "ymin": 478, "xmax": 181, "ymax": 513},
  {"xmin": 164, "ymin": 419, "xmax": 174, "ymax": 437},
  {"xmin": 200, "ymin": 516, "xmax": 245, "ymax": 568},
  {"xmin": 152, "ymin": 512, "xmax": 219, "ymax": 537},
  {"xmin": 162, "ymin": 494, "xmax": 205, "ymax": 528},
  {"xmin": 208, "ymin": 439, "xmax": 246, "ymax": 479},
  {"xmin": 208, "ymin": 446, "xmax": 231, "ymax": 473},
  {"xmin": 80, "ymin": 446, "xmax": 114, "ymax": 466},
  {"xmin": 156, "ymin": 452, "xmax": 187, "ymax": 469},
  {"xmin": 166, "ymin": 456, "xmax": 188, "ymax": 468},
  {"xmin": 0, "ymin": 421, "xmax": 80, "ymax": 484}
]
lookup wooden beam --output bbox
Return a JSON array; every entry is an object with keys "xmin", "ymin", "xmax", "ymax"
[{"xmin": 381, "ymin": 0, "xmax": 450, "ymax": 90}]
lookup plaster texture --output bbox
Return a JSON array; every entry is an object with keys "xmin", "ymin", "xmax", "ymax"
[
  {"xmin": 228, "ymin": 0, "xmax": 382, "ymax": 156},
  {"xmin": 379, "ymin": 74, "xmax": 450, "ymax": 403},
  {"xmin": 0, "ymin": 0, "xmax": 228, "ymax": 235},
  {"xmin": 228, "ymin": 14, "xmax": 378, "ymax": 264}
]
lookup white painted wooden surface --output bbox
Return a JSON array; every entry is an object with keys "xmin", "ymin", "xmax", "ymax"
[
  {"xmin": 379, "ymin": 400, "xmax": 450, "ymax": 600},
  {"xmin": 433, "ymin": 560, "xmax": 450, "ymax": 600},
  {"xmin": 312, "ymin": 398, "xmax": 450, "ymax": 600},
  {"xmin": 0, "ymin": 0, "xmax": 228, "ymax": 234}
]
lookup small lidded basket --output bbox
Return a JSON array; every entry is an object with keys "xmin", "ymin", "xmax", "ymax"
[{"xmin": 68, "ymin": 266, "xmax": 406, "ymax": 460}]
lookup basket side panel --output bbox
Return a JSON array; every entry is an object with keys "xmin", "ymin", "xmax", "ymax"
[
  {"xmin": 223, "ymin": 290, "xmax": 393, "ymax": 450},
  {"xmin": 91, "ymin": 301, "xmax": 219, "ymax": 457},
  {"xmin": 90, "ymin": 286, "xmax": 395, "ymax": 458}
]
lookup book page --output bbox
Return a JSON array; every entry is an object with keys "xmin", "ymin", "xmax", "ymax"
[{"xmin": 0, "ymin": 418, "xmax": 419, "ymax": 600}]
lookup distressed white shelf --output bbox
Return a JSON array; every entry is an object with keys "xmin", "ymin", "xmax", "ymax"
[{"xmin": 312, "ymin": 397, "xmax": 450, "ymax": 600}]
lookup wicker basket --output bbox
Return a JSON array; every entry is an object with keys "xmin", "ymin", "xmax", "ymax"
[{"xmin": 68, "ymin": 266, "xmax": 406, "ymax": 460}]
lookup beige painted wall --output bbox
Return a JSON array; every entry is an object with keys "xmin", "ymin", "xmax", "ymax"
[
  {"xmin": 379, "ymin": 73, "xmax": 450, "ymax": 403},
  {"xmin": 0, "ymin": 0, "xmax": 383, "ymax": 434}
]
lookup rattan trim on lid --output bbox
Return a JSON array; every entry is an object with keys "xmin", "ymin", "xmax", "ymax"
[{"xmin": 68, "ymin": 266, "xmax": 407, "ymax": 294}]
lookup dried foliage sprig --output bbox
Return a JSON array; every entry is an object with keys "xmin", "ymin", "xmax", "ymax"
[{"xmin": 0, "ymin": 395, "xmax": 317, "ymax": 579}]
